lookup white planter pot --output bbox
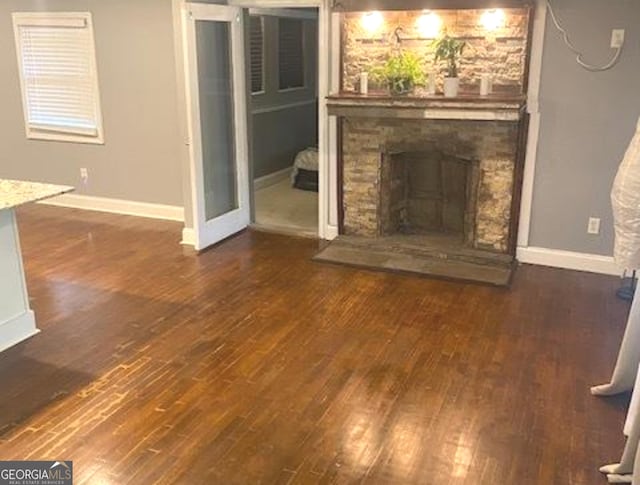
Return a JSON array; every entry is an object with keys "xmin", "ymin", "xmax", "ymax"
[{"xmin": 443, "ymin": 77, "xmax": 460, "ymax": 98}]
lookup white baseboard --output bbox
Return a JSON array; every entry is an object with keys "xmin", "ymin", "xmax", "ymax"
[
  {"xmin": 254, "ymin": 167, "xmax": 292, "ymax": 191},
  {"xmin": 39, "ymin": 194, "xmax": 184, "ymax": 222},
  {"xmin": 0, "ymin": 310, "xmax": 39, "ymax": 353},
  {"xmin": 181, "ymin": 227, "xmax": 195, "ymax": 246},
  {"xmin": 517, "ymin": 246, "xmax": 620, "ymax": 276}
]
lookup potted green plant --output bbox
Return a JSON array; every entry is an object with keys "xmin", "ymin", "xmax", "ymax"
[
  {"xmin": 434, "ymin": 35, "xmax": 466, "ymax": 97},
  {"xmin": 373, "ymin": 50, "xmax": 425, "ymax": 96}
]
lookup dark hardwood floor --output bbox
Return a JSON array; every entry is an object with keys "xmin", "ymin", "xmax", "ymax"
[{"xmin": 0, "ymin": 205, "xmax": 631, "ymax": 484}]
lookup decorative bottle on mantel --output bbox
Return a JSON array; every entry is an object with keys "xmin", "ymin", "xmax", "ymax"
[
  {"xmin": 359, "ymin": 72, "xmax": 369, "ymax": 95},
  {"xmin": 480, "ymin": 73, "xmax": 491, "ymax": 96},
  {"xmin": 426, "ymin": 70, "xmax": 436, "ymax": 95}
]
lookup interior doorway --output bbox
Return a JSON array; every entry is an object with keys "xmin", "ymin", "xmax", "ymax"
[
  {"xmin": 180, "ymin": 0, "xmax": 329, "ymax": 249},
  {"xmin": 247, "ymin": 7, "xmax": 319, "ymax": 237}
]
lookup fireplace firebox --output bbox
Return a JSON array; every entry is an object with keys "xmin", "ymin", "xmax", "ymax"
[{"xmin": 381, "ymin": 150, "xmax": 479, "ymax": 244}]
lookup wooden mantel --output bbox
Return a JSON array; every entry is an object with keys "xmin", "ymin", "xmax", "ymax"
[{"xmin": 327, "ymin": 93, "xmax": 527, "ymax": 122}]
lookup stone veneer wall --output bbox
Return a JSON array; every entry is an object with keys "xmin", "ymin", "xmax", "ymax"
[
  {"xmin": 342, "ymin": 9, "xmax": 529, "ymax": 94},
  {"xmin": 342, "ymin": 118, "xmax": 518, "ymax": 252}
]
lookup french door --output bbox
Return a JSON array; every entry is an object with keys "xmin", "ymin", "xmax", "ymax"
[{"xmin": 183, "ymin": 3, "xmax": 249, "ymax": 250}]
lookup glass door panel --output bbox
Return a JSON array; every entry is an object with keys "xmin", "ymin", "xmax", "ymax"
[
  {"xmin": 184, "ymin": 4, "xmax": 249, "ymax": 250},
  {"xmin": 195, "ymin": 20, "xmax": 239, "ymax": 221}
]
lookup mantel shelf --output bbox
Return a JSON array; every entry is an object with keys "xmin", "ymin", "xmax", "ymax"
[{"xmin": 327, "ymin": 93, "xmax": 527, "ymax": 122}]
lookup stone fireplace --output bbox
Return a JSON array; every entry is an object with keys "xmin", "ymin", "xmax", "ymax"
[
  {"xmin": 317, "ymin": 96, "xmax": 527, "ymax": 285},
  {"xmin": 342, "ymin": 117, "xmax": 518, "ymax": 253},
  {"xmin": 315, "ymin": 2, "xmax": 534, "ymax": 285}
]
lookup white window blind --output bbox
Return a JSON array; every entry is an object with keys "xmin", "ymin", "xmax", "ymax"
[
  {"xmin": 12, "ymin": 12, "xmax": 103, "ymax": 143},
  {"xmin": 249, "ymin": 16, "xmax": 264, "ymax": 94},
  {"xmin": 278, "ymin": 18, "xmax": 305, "ymax": 90}
]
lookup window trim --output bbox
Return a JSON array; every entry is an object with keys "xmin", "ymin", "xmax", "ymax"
[{"xmin": 12, "ymin": 11, "xmax": 105, "ymax": 145}]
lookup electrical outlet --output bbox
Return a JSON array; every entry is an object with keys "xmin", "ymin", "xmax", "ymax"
[
  {"xmin": 80, "ymin": 167, "xmax": 89, "ymax": 182},
  {"xmin": 611, "ymin": 29, "xmax": 625, "ymax": 48},
  {"xmin": 588, "ymin": 217, "xmax": 601, "ymax": 235}
]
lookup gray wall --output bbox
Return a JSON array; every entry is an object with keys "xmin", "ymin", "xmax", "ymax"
[
  {"xmin": 250, "ymin": 15, "xmax": 318, "ymax": 179},
  {"xmin": 529, "ymin": 0, "xmax": 640, "ymax": 255},
  {"xmin": 252, "ymin": 103, "xmax": 318, "ymax": 179},
  {"xmin": 0, "ymin": 0, "xmax": 184, "ymax": 206}
]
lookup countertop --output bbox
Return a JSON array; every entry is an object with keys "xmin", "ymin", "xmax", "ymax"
[{"xmin": 0, "ymin": 179, "xmax": 74, "ymax": 211}]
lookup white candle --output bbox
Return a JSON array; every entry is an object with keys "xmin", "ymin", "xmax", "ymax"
[
  {"xmin": 427, "ymin": 71, "xmax": 436, "ymax": 95},
  {"xmin": 480, "ymin": 74, "xmax": 491, "ymax": 96},
  {"xmin": 360, "ymin": 72, "xmax": 369, "ymax": 95}
]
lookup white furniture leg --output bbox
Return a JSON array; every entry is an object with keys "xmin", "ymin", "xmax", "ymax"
[
  {"xmin": 0, "ymin": 208, "xmax": 38, "ymax": 351},
  {"xmin": 607, "ymin": 475, "xmax": 632, "ymax": 484},
  {"xmin": 626, "ymin": 376, "xmax": 640, "ymax": 436},
  {"xmin": 592, "ymin": 290, "xmax": 640, "ymax": 396},
  {"xmin": 632, "ymin": 439, "xmax": 640, "ymax": 484},
  {"xmin": 599, "ymin": 366, "xmax": 640, "ymax": 483}
]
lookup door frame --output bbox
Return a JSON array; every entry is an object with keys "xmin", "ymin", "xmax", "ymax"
[
  {"xmin": 516, "ymin": 0, "xmax": 546, "ymax": 249},
  {"xmin": 173, "ymin": 0, "xmax": 337, "ymax": 244},
  {"xmin": 231, "ymin": 0, "xmax": 335, "ymax": 240}
]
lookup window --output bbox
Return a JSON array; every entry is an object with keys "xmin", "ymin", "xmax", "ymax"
[
  {"xmin": 278, "ymin": 18, "xmax": 304, "ymax": 90},
  {"xmin": 249, "ymin": 16, "xmax": 264, "ymax": 94},
  {"xmin": 12, "ymin": 12, "xmax": 104, "ymax": 144}
]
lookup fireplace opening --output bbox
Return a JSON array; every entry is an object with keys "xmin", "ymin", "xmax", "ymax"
[{"xmin": 380, "ymin": 150, "xmax": 478, "ymax": 244}]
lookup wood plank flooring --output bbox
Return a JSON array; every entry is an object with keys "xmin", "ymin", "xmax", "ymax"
[{"xmin": 0, "ymin": 204, "xmax": 631, "ymax": 484}]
